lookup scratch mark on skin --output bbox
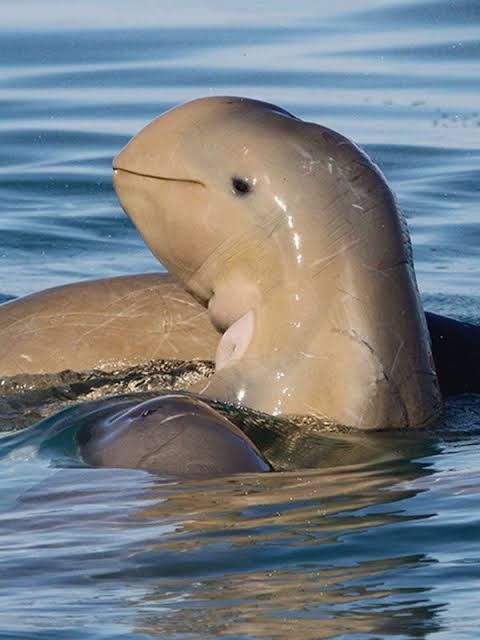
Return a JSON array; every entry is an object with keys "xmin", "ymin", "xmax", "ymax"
[
  {"xmin": 336, "ymin": 287, "xmax": 363, "ymax": 303},
  {"xmin": 263, "ymin": 215, "xmax": 288, "ymax": 240},
  {"xmin": 69, "ymin": 292, "xmax": 168, "ymax": 343},
  {"xmin": 333, "ymin": 328, "xmax": 377, "ymax": 358},
  {"xmin": 1, "ymin": 311, "xmax": 209, "ymax": 343},
  {"xmin": 170, "ymin": 310, "xmax": 211, "ymax": 327},
  {"xmin": 0, "ymin": 285, "xmax": 169, "ymax": 335},
  {"xmin": 332, "ymin": 327, "xmax": 408, "ymax": 427},
  {"xmin": 150, "ymin": 334, "xmax": 180, "ymax": 358},
  {"xmin": 1, "ymin": 319, "xmax": 154, "ymax": 339},
  {"xmin": 137, "ymin": 423, "xmax": 192, "ymax": 467},
  {"xmin": 0, "ymin": 312, "xmax": 41, "ymax": 334},
  {"xmin": 163, "ymin": 295, "xmax": 199, "ymax": 308},
  {"xmin": 0, "ymin": 296, "xmax": 204, "ymax": 345},
  {"xmin": 97, "ymin": 285, "xmax": 166, "ymax": 312},
  {"xmin": 389, "ymin": 339, "xmax": 405, "ymax": 378},
  {"xmin": 363, "ymin": 261, "xmax": 412, "ymax": 283},
  {"xmin": 188, "ymin": 223, "xmax": 268, "ymax": 290},
  {"xmin": 310, "ymin": 239, "xmax": 360, "ymax": 276}
]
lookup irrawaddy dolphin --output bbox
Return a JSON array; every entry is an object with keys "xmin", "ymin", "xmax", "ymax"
[
  {"xmin": 77, "ymin": 393, "xmax": 270, "ymax": 477},
  {"xmin": 112, "ymin": 96, "xmax": 442, "ymax": 430},
  {"xmin": 0, "ymin": 97, "xmax": 479, "ymax": 474}
]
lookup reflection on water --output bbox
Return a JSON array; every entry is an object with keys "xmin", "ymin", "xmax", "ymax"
[
  {"xmin": 1, "ymin": 392, "xmax": 480, "ymax": 638},
  {"xmin": 0, "ymin": 442, "xmax": 437, "ymax": 638},
  {"xmin": 0, "ymin": 428, "xmax": 478, "ymax": 639},
  {"xmin": 1, "ymin": 0, "xmax": 480, "ymax": 637},
  {"xmin": 130, "ymin": 470, "xmax": 439, "ymax": 640}
]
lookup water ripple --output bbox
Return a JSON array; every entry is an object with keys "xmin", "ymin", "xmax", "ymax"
[{"xmin": 0, "ymin": 0, "xmax": 479, "ymax": 637}]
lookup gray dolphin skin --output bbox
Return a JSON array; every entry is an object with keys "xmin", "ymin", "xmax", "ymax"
[
  {"xmin": 3, "ymin": 95, "xmax": 479, "ymax": 476},
  {"xmin": 77, "ymin": 394, "xmax": 270, "ymax": 477}
]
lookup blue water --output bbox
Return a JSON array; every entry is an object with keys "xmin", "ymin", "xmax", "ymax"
[{"xmin": 1, "ymin": 1, "xmax": 480, "ymax": 638}]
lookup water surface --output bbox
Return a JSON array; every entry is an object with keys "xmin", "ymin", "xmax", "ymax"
[{"xmin": 0, "ymin": 1, "xmax": 479, "ymax": 638}]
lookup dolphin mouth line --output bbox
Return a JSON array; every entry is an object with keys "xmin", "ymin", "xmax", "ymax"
[{"xmin": 113, "ymin": 166, "xmax": 205, "ymax": 187}]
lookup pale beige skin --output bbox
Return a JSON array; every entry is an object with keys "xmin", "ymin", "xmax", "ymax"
[
  {"xmin": 0, "ymin": 272, "xmax": 217, "ymax": 376},
  {"xmin": 0, "ymin": 97, "xmax": 442, "ymax": 431},
  {"xmin": 112, "ymin": 96, "xmax": 442, "ymax": 430}
]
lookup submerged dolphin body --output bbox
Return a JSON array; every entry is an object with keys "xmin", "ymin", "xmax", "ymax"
[{"xmin": 77, "ymin": 394, "xmax": 270, "ymax": 477}]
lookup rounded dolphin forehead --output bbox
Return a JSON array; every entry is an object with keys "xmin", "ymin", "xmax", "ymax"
[
  {"xmin": 170, "ymin": 95, "xmax": 297, "ymax": 128},
  {"xmin": 177, "ymin": 104, "xmax": 325, "ymax": 184}
]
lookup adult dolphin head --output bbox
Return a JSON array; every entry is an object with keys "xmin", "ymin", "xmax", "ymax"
[{"xmin": 113, "ymin": 97, "xmax": 442, "ymax": 430}]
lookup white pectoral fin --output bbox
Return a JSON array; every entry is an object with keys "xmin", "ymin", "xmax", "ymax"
[{"xmin": 215, "ymin": 310, "xmax": 255, "ymax": 371}]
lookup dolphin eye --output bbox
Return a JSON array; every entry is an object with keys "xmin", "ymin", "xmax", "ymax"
[{"xmin": 231, "ymin": 176, "xmax": 252, "ymax": 196}]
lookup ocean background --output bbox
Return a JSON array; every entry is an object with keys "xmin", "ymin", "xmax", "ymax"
[{"xmin": 1, "ymin": 1, "xmax": 480, "ymax": 638}]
